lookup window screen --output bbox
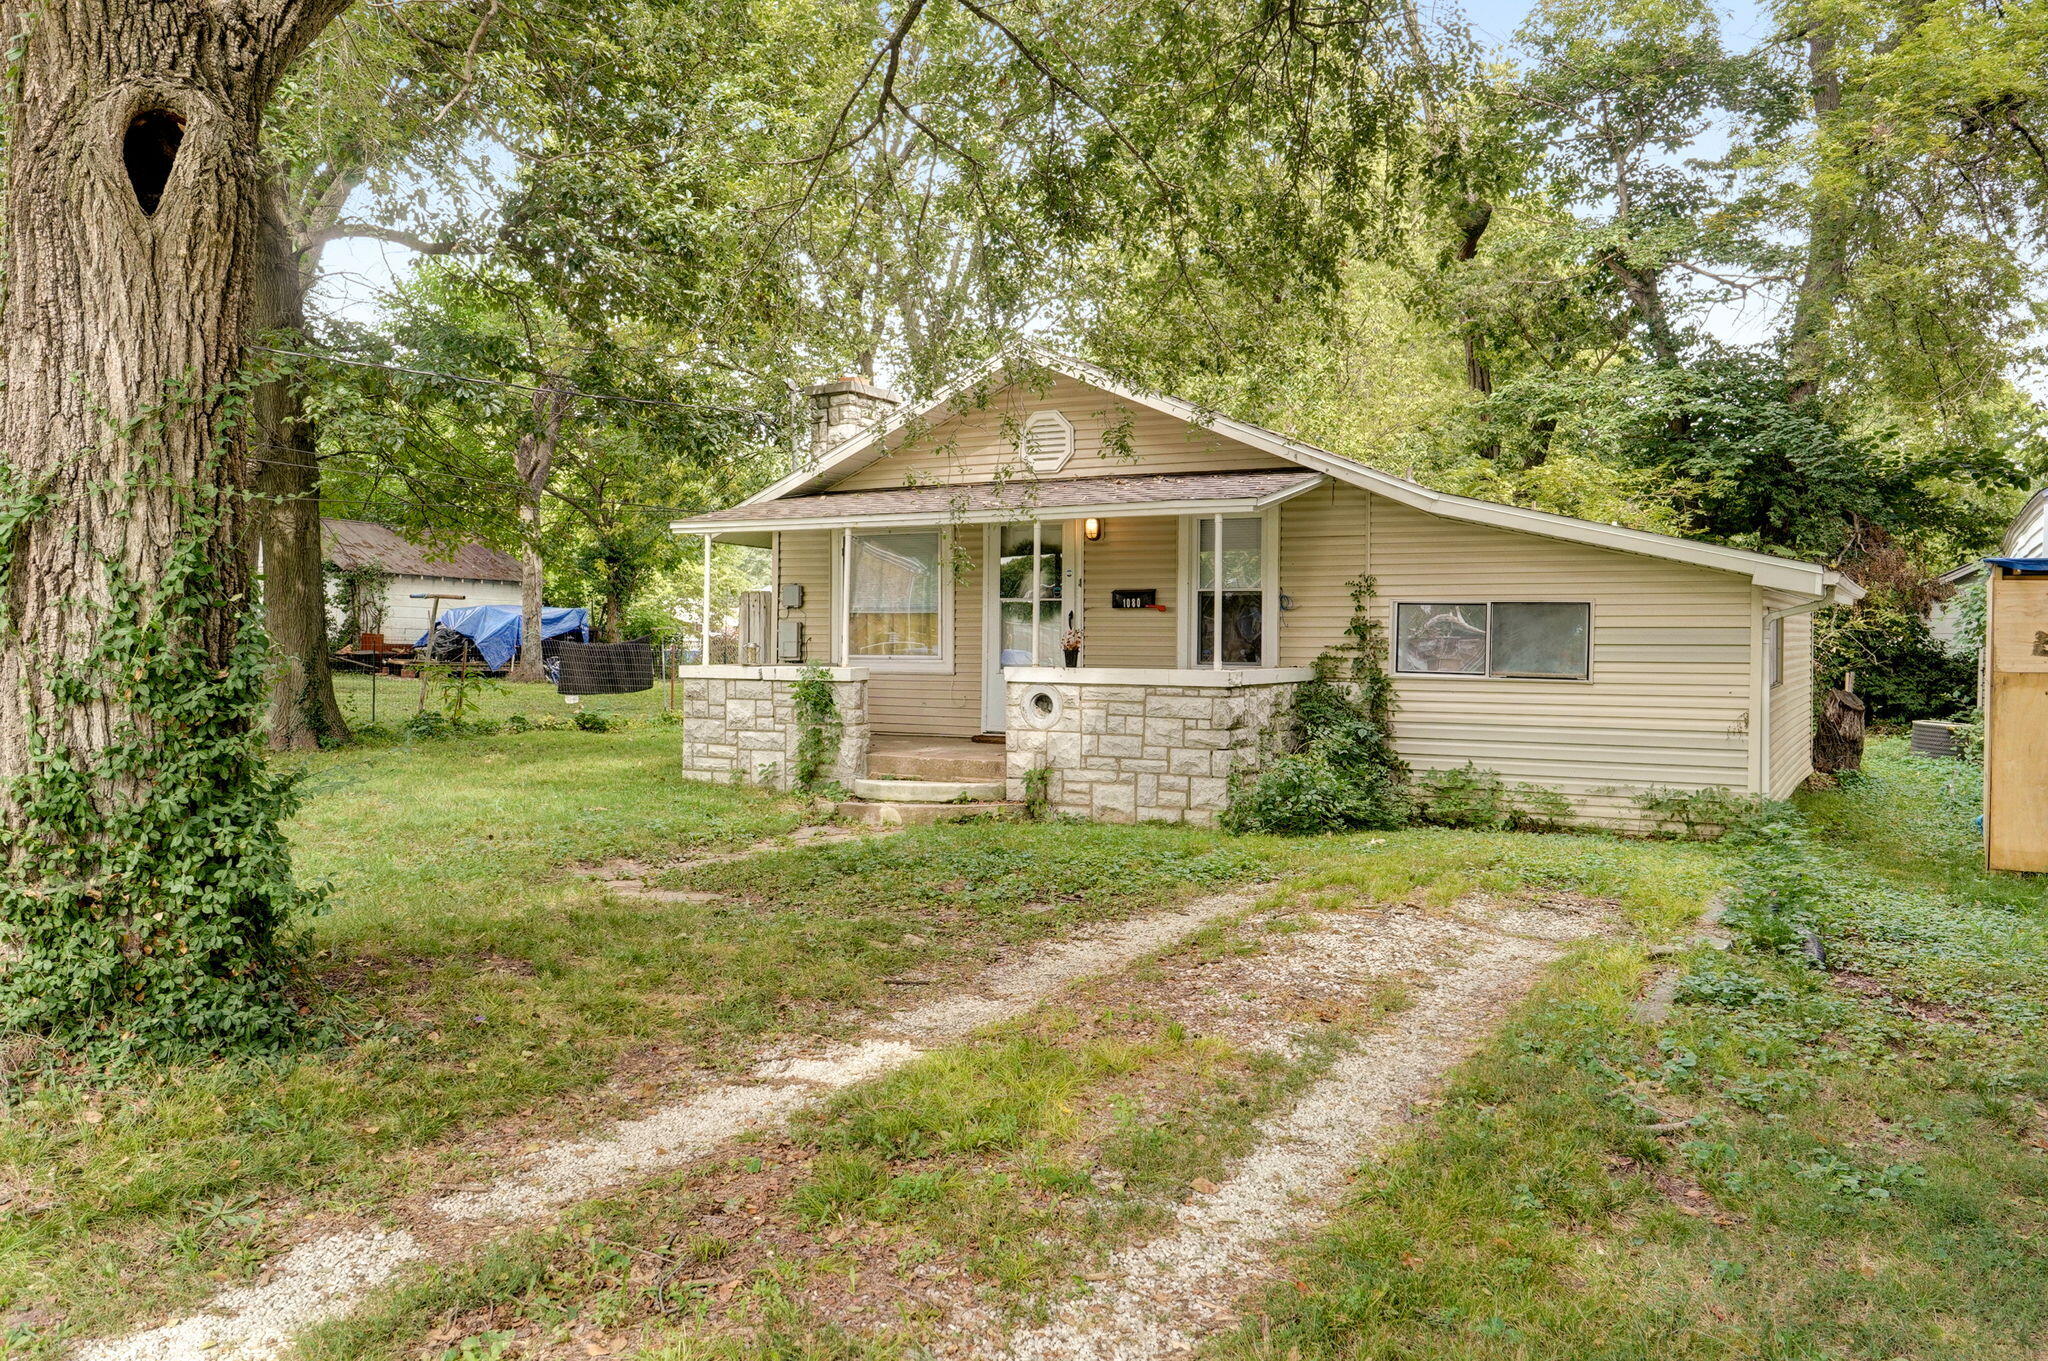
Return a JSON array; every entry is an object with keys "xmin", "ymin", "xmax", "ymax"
[
  {"xmin": 848, "ymin": 531, "xmax": 941, "ymax": 658},
  {"xmin": 1395, "ymin": 603, "xmax": 1488, "ymax": 674},
  {"xmin": 1766, "ymin": 616, "xmax": 1784, "ymax": 688},
  {"xmin": 1489, "ymin": 602, "xmax": 1590, "ymax": 679},
  {"xmin": 1394, "ymin": 602, "xmax": 1591, "ymax": 679}
]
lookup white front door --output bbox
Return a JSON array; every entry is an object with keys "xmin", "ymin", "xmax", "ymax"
[{"xmin": 982, "ymin": 521, "xmax": 1079, "ymax": 732}]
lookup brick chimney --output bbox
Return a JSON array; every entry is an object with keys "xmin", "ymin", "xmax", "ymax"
[{"xmin": 799, "ymin": 376, "xmax": 900, "ymax": 470}]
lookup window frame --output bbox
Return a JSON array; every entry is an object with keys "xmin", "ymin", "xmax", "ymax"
[
  {"xmin": 1390, "ymin": 599, "xmax": 1595, "ymax": 683},
  {"xmin": 1177, "ymin": 509, "xmax": 1279, "ymax": 669},
  {"xmin": 1766, "ymin": 615, "xmax": 1785, "ymax": 689},
  {"xmin": 837, "ymin": 526, "xmax": 954, "ymax": 672}
]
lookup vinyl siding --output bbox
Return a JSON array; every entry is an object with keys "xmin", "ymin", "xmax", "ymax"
[
  {"xmin": 777, "ymin": 473, "xmax": 1778, "ymax": 823},
  {"xmin": 772, "ymin": 530, "xmax": 836, "ymax": 663},
  {"xmin": 1278, "ymin": 482, "xmax": 1372, "ymax": 666},
  {"xmin": 1080, "ymin": 516, "xmax": 1180, "ymax": 667},
  {"xmin": 828, "ymin": 375, "xmax": 1293, "ymax": 491},
  {"xmin": 1768, "ymin": 607, "xmax": 1815, "ymax": 799},
  {"xmin": 1352, "ymin": 496, "xmax": 1761, "ymax": 827},
  {"xmin": 865, "ymin": 538, "xmax": 983, "ymax": 738},
  {"xmin": 770, "ymin": 528, "xmax": 983, "ymax": 737}
]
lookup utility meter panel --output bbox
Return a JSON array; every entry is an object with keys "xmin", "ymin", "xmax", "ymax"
[{"xmin": 1985, "ymin": 559, "xmax": 2048, "ymax": 872}]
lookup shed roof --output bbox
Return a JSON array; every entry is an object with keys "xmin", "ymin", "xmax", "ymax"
[
  {"xmin": 321, "ymin": 518, "xmax": 521, "ymax": 583},
  {"xmin": 678, "ymin": 469, "xmax": 1323, "ymax": 533}
]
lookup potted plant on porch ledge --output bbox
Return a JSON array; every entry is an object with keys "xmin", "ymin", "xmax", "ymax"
[{"xmin": 1062, "ymin": 626, "xmax": 1083, "ymax": 667}]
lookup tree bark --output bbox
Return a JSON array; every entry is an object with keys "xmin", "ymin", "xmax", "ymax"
[
  {"xmin": 252, "ymin": 181, "xmax": 350, "ymax": 749},
  {"xmin": 1787, "ymin": 23, "xmax": 1852, "ymax": 405},
  {"xmin": 508, "ymin": 383, "xmax": 571, "ymax": 683},
  {"xmin": 0, "ymin": 0, "xmax": 350, "ymax": 1039}
]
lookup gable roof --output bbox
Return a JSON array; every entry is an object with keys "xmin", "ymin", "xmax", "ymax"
[
  {"xmin": 685, "ymin": 348, "xmax": 1861, "ymax": 603},
  {"xmin": 322, "ymin": 518, "xmax": 521, "ymax": 583}
]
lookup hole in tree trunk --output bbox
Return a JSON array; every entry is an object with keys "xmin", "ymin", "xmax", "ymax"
[{"xmin": 123, "ymin": 110, "xmax": 186, "ymax": 216}]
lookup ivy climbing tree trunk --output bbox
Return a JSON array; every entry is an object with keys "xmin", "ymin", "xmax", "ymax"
[
  {"xmin": 0, "ymin": 0, "xmax": 351, "ymax": 1050},
  {"xmin": 253, "ymin": 183, "xmax": 351, "ymax": 751},
  {"xmin": 509, "ymin": 383, "xmax": 572, "ymax": 685}
]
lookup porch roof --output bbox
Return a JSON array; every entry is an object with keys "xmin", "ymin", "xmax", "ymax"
[{"xmin": 670, "ymin": 469, "xmax": 1325, "ymax": 538}]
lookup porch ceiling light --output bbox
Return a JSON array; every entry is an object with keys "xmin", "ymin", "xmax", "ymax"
[{"xmin": 1083, "ymin": 517, "xmax": 1103, "ymax": 542}]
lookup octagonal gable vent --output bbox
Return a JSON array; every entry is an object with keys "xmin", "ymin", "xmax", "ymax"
[{"xmin": 1020, "ymin": 409, "xmax": 1075, "ymax": 474}]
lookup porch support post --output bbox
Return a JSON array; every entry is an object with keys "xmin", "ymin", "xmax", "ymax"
[
  {"xmin": 701, "ymin": 533, "xmax": 714, "ymax": 665},
  {"xmin": 1211, "ymin": 511, "xmax": 1224, "ymax": 671}
]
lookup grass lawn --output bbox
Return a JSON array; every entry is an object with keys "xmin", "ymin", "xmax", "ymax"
[
  {"xmin": 0, "ymin": 725, "xmax": 1272, "ymax": 1355},
  {"xmin": 300, "ymin": 746, "xmax": 2048, "ymax": 1361},
  {"xmin": 329, "ymin": 672, "xmax": 674, "ymax": 731},
  {"xmin": 9, "ymin": 735, "xmax": 2047, "ymax": 1361}
]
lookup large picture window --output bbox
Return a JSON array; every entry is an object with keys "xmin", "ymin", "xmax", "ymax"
[
  {"xmin": 1394, "ymin": 601, "xmax": 1590, "ymax": 680},
  {"xmin": 848, "ymin": 530, "xmax": 943, "ymax": 660}
]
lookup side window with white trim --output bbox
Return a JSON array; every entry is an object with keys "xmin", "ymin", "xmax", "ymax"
[{"xmin": 1394, "ymin": 602, "xmax": 1590, "ymax": 679}]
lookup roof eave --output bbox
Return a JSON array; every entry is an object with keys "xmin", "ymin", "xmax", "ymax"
[{"xmin": 671, "ymin": 476, "xmax": 1323, "ymax": 537}]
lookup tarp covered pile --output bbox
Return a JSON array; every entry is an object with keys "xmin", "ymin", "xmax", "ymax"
[{"xmin": 414, "ymin": 605, "xmax": 589, "ymax": 671}]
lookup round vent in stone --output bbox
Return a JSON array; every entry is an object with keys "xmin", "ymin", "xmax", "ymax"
[
  {"xmin": 1021, "ymin": 685, "xmax": 1066, "ymax": 729},
  {"xmin": 1019, "ymin": 410, "xmax": 1075, "ymax": 474}
]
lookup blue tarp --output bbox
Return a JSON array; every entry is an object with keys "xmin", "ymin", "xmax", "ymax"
[
  {"xmin": 1987, "ymin": 558, "xmax": 2048, "ymax": 574},
  {"xmin": 416, "ymin": 605, "xmax": 590, "ymax": 671}
]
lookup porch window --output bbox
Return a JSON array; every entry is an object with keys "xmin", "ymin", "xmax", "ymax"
[
  {"xmin": 848, "ymin": 530, "xmax": 943, "ymax": 660},
  {"xmin": 1195, "ymin": 516, "xmax": 1265, "ymax": 666},
  {"xmin": 1394, "ymin": 601, "xmax": 1590, "ymax": 679}
]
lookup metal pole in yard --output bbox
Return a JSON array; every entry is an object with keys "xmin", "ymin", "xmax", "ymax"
[
  {"xmin": 667, "ymin": 641, "xmax": 676, "ymax": 710},
  {"xmin": 370, "ymin": 666, "xmax": 377, "ymax": 726}
]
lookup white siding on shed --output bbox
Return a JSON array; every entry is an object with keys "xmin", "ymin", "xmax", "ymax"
[
  {"xmin": 1768, "ymin": 606, "xmax": 1816, "ymax": 800},
  {"xmin": 329, "ymin": 575, "xmax": 523, "ymax": 643}
]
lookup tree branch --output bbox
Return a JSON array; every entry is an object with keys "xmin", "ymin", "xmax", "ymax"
[{"xmin": 303, "ymin": 222, "xmax": 470, "ymax": 254}]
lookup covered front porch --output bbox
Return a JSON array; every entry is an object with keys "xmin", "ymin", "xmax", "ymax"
[
  {"xmin": 674, "ymin": 467, "xmax": 1321, "ymax": 728},
  {"xmin": 671, "ymin": 469, "xmax": 1326, "ymax": 822}
]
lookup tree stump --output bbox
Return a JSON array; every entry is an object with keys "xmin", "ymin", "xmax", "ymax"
[{"xmin": 1814, "ymin": 685, "xmax": 1868, "ymax": 774}]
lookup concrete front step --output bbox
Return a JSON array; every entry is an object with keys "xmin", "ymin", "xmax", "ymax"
[
  {"xmin": 864, "ymin": 736, "xmax": 1007, "ymax": 782},
  {"xmin": 850, "ymin": 777, "xmax": 1007, "ymax": 803},
  {"xmin": 834, "ymin": 800, "xmax": 1022, "ymax": 827},
  {"xmin": 865, "ymin": 750, "xmax": 1007, "ymax": 781}
]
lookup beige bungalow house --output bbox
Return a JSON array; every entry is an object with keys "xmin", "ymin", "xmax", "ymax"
[{"xmin": 671, "ymin": 350, "xmax": 1862, "ymax": 828}]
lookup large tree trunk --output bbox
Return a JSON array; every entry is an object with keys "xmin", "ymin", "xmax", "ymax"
[
  {"xmin": 1787, "ymin": 23, "xmax": 1852, "ymax": 405},
  {"xmin": 252, "ymin": 182, "xmax": 350, "ymax": 750},
  {"xmin": 508, "ymin": 383, "xmax": 571, "ymax": 684},
  {"xmin": 0, "ymin": 0, "xmax": 349, "ymax": 1047}
]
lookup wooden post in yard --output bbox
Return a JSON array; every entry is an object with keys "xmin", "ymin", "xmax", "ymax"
[
  {"xmin": 410, "ymin": 592, "xmax": 466, "ymax": 713},
  {"xmin": 1986, "ymin": 561, "xmax": 2048, "ymax": 872}
]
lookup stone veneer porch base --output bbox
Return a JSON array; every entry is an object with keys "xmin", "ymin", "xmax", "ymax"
[
  {"xmin": 1001, "ymin": 666, "xmax": 1313, "ymax": 826},
  {"xmin": 678, "ymin": 666, "xmax": 870, "ymax": 792}
]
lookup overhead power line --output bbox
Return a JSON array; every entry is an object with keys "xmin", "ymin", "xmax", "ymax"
[
  {"xmin": 245, "ymin": 443, "xmax": 755, "ymax": 520},
  {"xmin": 245, "ymin": 343, "xmax": 784, "ymax": 421}
]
